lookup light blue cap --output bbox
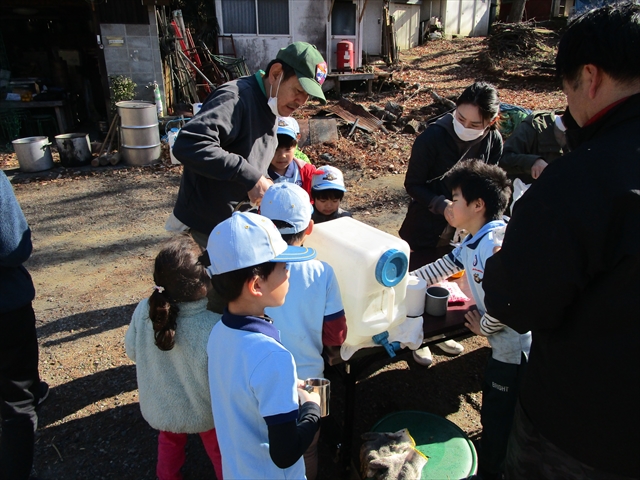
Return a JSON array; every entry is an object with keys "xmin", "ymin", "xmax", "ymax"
[
  {"xmin": 261, "ymin": 183, "xmax": 313, "ymax": 235},
  {"xmin": 276, "ymin": 116, "xmax": 300, "ymax": 140},
  {"xmin": 205, "ymin": 212, "xmax": 316, "ymax": 276},
  {"xmin": 311, "ymin": 165, "xmax": 346, "ymax": 192}
]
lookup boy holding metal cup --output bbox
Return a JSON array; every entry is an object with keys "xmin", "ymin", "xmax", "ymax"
[
  {"xmin": 261, "ymin": 183, "xmax": 348, "ymax": 480},
  {"xmin": 203, "ymin": 212, "xmax": 321, "ymax": 479}
]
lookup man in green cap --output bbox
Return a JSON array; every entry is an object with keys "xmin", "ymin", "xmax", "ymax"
[{"xmin": 170, "ymin": 42, "xmax": 326, "ymax": 312}]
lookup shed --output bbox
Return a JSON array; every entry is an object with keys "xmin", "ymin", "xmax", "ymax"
[
  {"xmin": 214, "ymin": 0, "xmax": 424, "ymax": 73},
  {"xmin": 0, "ymin": 0, "xmax": 166, "ymax": 134}
]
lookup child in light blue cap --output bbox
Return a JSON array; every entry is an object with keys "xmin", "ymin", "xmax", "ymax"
[
  {"xmin": 268, "ymin": 116, "xmax": 319, "ymax": 196},
  {"xmin": 311, "ymin": 165, "xmax": 353, "ymax": 224},
  {"xmin": 203, "ymin": 211, "xmax": 321, "ymax": 480},
  {"xmin": 261, "ymin": 183, "xmax": 348, "ymax": 480}
]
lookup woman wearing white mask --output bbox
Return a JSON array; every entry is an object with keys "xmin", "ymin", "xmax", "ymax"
[
  {"xmin": 400, "ymin": 82, "xmax": 502, "ymax": 259},
  {"xmin": 399, "ymin": 82, "xmax": 502, "ymax": 365}
]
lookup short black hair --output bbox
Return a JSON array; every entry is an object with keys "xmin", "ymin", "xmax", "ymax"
[
  {"xmin": 277, "ymin": 134, "xmax": 297, "ymax": 149},
  {"xmin": 446, "ymin": 159, "xmax": 512, "ymax": 221},
  {"xmin": 456, "ymin": 82, "xmax": 500, "ymax": 129},
  {"xmin": 265, "ymin": 59, "xmax": 297, "ymax": 81},
  {"xmin": 271, "ymin": 219, "xmax": 308, "ymax": 245},
  {"xmin": 209, "ymin": 262, "xmax": 277, "ymax": 303},
  {"xmin": 311, "ymin": 188, "xmax": 344, "ymax": 201},
  {"xmin": 556, "ymin": 1, "xmax": 640, "ymax": 84}
]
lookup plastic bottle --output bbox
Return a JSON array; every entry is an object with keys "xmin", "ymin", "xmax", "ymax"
[
  {"xmin": 304, "ymin": 217, "xmax": 410, "ymax": 347},
  {"xmin": 168, "ymin": 128, "xmax": 180, "ymax": 164},
  {"xmin": 154, "ymin": 82, "xmax": 164, "ymax": 118}
]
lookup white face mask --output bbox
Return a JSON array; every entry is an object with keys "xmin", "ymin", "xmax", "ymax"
[
  {"xmin": 267, "ymin": 74, "xmax": 283, "ymax": 117},
  {"xmin": 452, "ymin": 114, "xmax": 486, "ymax": 142}
]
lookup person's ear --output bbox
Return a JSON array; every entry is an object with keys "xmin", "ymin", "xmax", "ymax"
[
  {"xmin": 475, "ymin": 198, "xmax": 486, "ymax": 212},
  {"xmin": 305, "ymin": 220, "xmax": 314, "ymax": 236},
  {"xmin": 584, "ymin": 64, "xmax": 603, "ymax": 99},
  {"xmin": 246, "ymin": 276, "xmax": 263, "ymax": 298},
  {"xmin": 268, "ymin": 63, "xmax": 283, "ymax": 84}
]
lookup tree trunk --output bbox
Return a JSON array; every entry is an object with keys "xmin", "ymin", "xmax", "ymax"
[{"xmin": 507, "ymin": 0, "xmax": 527, "ymax": 23}]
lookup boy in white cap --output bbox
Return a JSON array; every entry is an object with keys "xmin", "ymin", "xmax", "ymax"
[
  {"xmin": 203, "ymin": 212, "xmax": 321, "ymax": 479},
  {"xmin": 261, "ymin": 183, "xmax": 348, "ymax": 480},
  {"xmin": 268, "ymin": 116, "xmax": 320, "ymax": 196},
  {"xmin": 310, "ymin": 165, "xmax": 352, "ymax": 224}
]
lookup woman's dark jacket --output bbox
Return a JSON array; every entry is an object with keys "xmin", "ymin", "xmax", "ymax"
[{"xmin": 399, "ymin": 114, "xmax": 503, "ymax": 250}]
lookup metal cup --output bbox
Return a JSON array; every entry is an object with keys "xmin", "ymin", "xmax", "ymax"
[
  {"xmin": 304, "ymin": 378, "xmax": 330, "ymax": 417},
  {"xmin": 425, "ymin": 286, "xmax": 450, "ymax": 316}
]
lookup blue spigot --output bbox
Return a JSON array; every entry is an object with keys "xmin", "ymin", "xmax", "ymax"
[{"xmin": 372, "ymin": 331, "xmax": 401, "ymax": 358}]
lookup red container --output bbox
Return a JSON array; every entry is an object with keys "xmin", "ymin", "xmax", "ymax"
[{"xmin": 336, "ymin": 40, "xmax": 354, "ymax": 72}]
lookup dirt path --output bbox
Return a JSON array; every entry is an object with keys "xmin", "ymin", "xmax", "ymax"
[{"xmin": 10, "ymin": 166, "xmax": 488, "ymax": 479}]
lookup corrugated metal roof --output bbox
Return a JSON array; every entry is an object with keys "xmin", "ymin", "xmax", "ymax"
[{"xmin": 324, "ymin": 98, "xmax": 386, "ymax": 133}]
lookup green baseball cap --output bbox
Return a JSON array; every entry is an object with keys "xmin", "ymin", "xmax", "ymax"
[{"xmin": 276, "ymin": 42, "xmax": 327, "ymax": 104}]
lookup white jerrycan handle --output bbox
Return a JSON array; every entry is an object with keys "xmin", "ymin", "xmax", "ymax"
[{"xmin": 385, "ymin": 287, "xmax": 395, "ymax": 323}]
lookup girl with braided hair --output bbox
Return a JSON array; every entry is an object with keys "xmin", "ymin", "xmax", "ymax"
[{"xmin": 125, "ymin": 234, "xmax": 223, "ymax": 480}]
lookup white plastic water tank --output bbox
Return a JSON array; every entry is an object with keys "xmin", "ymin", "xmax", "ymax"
[
  {"xmin": 168, "ymin": 128, "xmax": 180, "ymax": 164},
  {"xmin": 304, "ymin": 217, "xmax": 411, "ymax": 347}
]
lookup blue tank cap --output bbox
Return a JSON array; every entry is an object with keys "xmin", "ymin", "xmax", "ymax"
[{"xmin": 375, "ymin": 249, "xmax": 408, "ymax": 287}]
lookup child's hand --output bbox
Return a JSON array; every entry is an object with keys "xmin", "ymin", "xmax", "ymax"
[
  {"xmin": 297, "ymin": 388, "xmax": 320, "ymax": 406},
  {"xmin": 464, "ymin": 309, "xmax": 484, "ymax": 336}
]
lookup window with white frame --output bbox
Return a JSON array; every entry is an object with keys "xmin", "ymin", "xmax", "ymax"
[{"xmin": 221, "ymin": 0, "xmax": 289, "ymax": 35}]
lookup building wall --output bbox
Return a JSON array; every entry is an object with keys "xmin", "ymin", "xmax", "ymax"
[
  {"xmin": 443, "ymin": 0, "xmax": 490, "ymax": 36},
  {"xmin": 216, "ymin": 0, "xmax": 327, "ymax": 73},
  {"xmin": 498, "ymin": 0, "xmax": 553, "ymax": 21},
  {"xmin": 421, "ymin": 0, "xmax": 444, "ymax": 20},
  {"xmin": 390, "ymin": 3, "xmax": 421, "ymax": 50},
  {"xmin": 100, "ymin": 6, "xmax": 164, "ymax": 103},
  {"xmin": 362, "ymin": 0, "xmax": 384, "ymax": 56}
]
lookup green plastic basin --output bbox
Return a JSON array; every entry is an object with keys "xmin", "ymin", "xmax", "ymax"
[{"xmin": 371, "ymin": 410, "xmax": 478, "ymax": 479}]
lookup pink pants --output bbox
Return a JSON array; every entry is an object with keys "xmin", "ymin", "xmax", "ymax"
[{"xmin": 157, "ymin": 428, "xmax": 223, "ymax": 480}]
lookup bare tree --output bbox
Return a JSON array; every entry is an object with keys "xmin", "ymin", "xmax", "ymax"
[{"xmin": 507, "ymin": 0, "xmax": 528, "ymax": 23}]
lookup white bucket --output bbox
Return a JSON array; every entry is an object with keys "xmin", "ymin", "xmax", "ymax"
[
  {"xmin": 167, "ymin": 128, "xmax": 181, "ymax": 164},
  {"xmin": 12, "ymin": 136, "xmax": 54, "ymax": 172},
  {"xmin": 304, "ymin": 217, "xmax": 410, "ymax": 347}
]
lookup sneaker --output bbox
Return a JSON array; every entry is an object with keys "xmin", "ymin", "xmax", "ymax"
[
  {"xmin": 436, "ymin": 340, "xmax": 464, "ymax": 355},
  {"xmin": 36, "ymin": 381, "xmax": 50, "ymax": 407},
  {"xmin": 412, "ymin": 346, "xmax": 433, "ymax": 367}
]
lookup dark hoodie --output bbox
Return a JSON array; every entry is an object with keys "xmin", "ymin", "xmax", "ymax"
[{"xmin": 399, "ymin": 113, "xmax": 503, "ymax": 250}]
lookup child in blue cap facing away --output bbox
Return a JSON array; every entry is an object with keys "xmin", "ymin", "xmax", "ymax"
[
  {"xmin": 310, "ymin": 165, "xmax": 352, "ymax": 224},
  {"xmin": 261, "ymin": 183, "xmax": 348, "ymax": 480},
  {"xmin": 203, "ymin": 212, "xmax": 321, "ymax": 479}
]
